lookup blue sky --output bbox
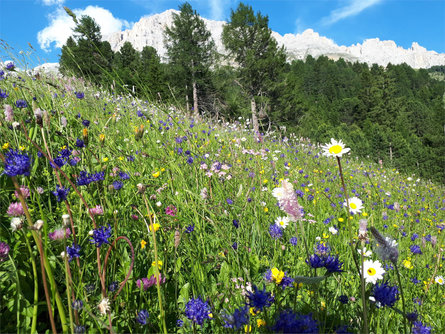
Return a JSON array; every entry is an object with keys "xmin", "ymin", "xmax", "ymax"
[{"xmin": 1, "ymin": 0, "xmax": 444, "ymax": 67}]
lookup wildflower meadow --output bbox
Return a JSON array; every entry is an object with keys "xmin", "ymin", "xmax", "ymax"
[{"xmin": 0, "ymin": 60, "xmax": 444, "ymax": 333}]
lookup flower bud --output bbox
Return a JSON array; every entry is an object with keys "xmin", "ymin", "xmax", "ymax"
[{"xmin": 62, "ymin": 214, "xmax": 70, "ymax": 227}]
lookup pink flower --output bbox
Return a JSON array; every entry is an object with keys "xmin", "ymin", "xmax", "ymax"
[
  {"xmin": 272, "ymin": 179, "xmax": 303, "ymax": 222},
  {"xmin": 4, "ymin": 104, "xmax": 13, "ymax": 122},
  {"xmin": 136, "ymin": 274, "xmax": 165, "ymax": 290},
  {"xmin": 89, "ymin": 205, "xmax": 104, "ymax": 216},
  {"xmin": 15, "ymin": 186, "xmax": 30, "ymax": 199},
  {"xmin": 165, "ymin": 205, "xmax": 177, "ymax": 217},
  {"xmin": 7, "ymin": 202, "xmax": 25, "ymax": 216},
  {"xmin": 49, "ymin": 227, "xmax": 71, "ymax": 240}
]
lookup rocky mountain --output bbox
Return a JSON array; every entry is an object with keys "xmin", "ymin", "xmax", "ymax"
[{"xmin": 106, "ymin": 9, "xmax": 445, "ymax": 69}]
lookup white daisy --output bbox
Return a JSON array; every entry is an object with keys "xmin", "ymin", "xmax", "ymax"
[
  {"xmin": 321, "ymin": 138, "xmax": 350, "ymax": 158},
  {"xmin": 435, "ymin": 276, "xmax": 444, "ymax": 285},
  {"xmin": 275, "ymin": 216, "xmax": 290, "ymax": 229},
  {"xmin": 328, "ymin": 226, "xmax": 338, "ymax": 235},
  {"xmin": 363, "ymin": 260, "xmax": 385, "ymax": 284},
  {"xmin": 345, "ymin": 197, "xmax": 364, "ymax": 214},
  {"xmin": 358, "ymin": 247, "xmax": 372, "ymax": 258}
]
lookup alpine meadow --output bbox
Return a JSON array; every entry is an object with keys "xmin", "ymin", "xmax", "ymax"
[{"xmin": 0, "ymin": 2, "xmax": 444, "ymax": 334}]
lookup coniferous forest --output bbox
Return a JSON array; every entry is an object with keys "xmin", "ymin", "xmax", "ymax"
[{"xmin": 59, "ymin": 4, "xmax": 445, "ymax": 182}]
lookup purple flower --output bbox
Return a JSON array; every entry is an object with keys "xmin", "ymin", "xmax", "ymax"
[
  {"xmin": 185, "ymin": 224, "xmax": 195, "ymax": 233},
  {"xmin": 66, "ymin": 244, "xmax": 81, "ymax": 262},
  {"xmin": 52, "ymin": 186, "xmax": 70, "ymax": 202},
  {"xmin": 185, "ymin": 297, "xmax": 211, "ymax": 325},
  {"xmin": 269, "ymin": 224, "xmax": 283, "ymax": 239},
  {"xmin": 136, "ymin": 309, "xmax": 149, "ymax": 325},
  {"xmin": 75, "ymin": 92, "xmax": 84, "ymax": 99},
  {"xmin": 410, "ymin": 245, "xmax": 422, "ymax": 255},
  {"xmin": 232, "ymin": 219, "xmax": 239, "ymax": 228},
  {"xmin": 90, "ymin": 224, "xmax": 112, "ymax": 247},
  {"xmin": 7, "ymin": 202, "xmax": 25, "ymax": 216},
  {"xmin": 82, "ymin": 119, "xmax": 90, "ymax": 127},
  {"xmin": 0, "ymin": 242, "xmax": 10, "ymax": 262},
  {"xmin": 5, "ymin": 62, "xmax": 15, "ymax": 70},
  {"xmin": 136, "ymin": 274, "xmax": 165, "ymax": 290},
  {"xmin": 323, "ymin": 255, "xmax": 344, "ymax": 273},
  {"xmin": 0, "ymin": 89, "xmax": 8, "ymax": 99},
  {"xmin": 112, "ymin": 181, "xmax": 123, "ymax": 190},
  {"xmin": 222, "ymin": 306, "xmax": 249, "ymax": 329},
  {"xmin": 372, "ymin": 282, "xmax": 399, "ymax": 307},
  {"xmin": 290, "ymin": 237, "xmax": 298, "ymax": 246},
  {"xmin": 412, "ymin": 321, "xmax": 431, "ymax": 334},
  {"xmin": 165, "ymin": 205, "xmax": 177, "ymax": 216},
  {"xmin": 246, "ymin": 285, "xmax": 273, "ymax": 311},
  {"xmin": 226, "ymin": 198, "xmax": 233, "ymax": 205},
  {"xmin": 49, "ymin": 227, "xmax": 71, "ymax": 240},
  {"xmin": 15, "ymin": 99, "xmax": 28, "ymax": 108},
  {"xmin": 3, "ymin": 149, "xmax": 32, "ymax": 177}
]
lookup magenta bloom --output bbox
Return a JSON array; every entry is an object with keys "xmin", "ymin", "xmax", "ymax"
[
  {"xmin": 4, "ymin": 104, "xmax": 13, "ymax": 122},
  {"xmin": 165, "ymin": 205, "xmax": 177, "ymax": 217},
  {"xmin": 89, "ymin": 205, "xmax": 104, "ymax": 216},
  {"xmin": 136, "ymin": 274, "xmax": 166, "ymax": 290},
  {"xmin": 49, "ymin": 228, "xmax": 71, "ymax": 240},
  {"xmin": 0, "ymin": 242, "xmax": 10, "ymax": 262},
  {"xmin": 7, "ymin": 202, "xmax": 25, "ymax": 216},
  {"xmin": 272, "ymin": 179, "xmax": 303, "ymax": 222},
  {"xmin": 14, "ymin": 186, "xmax": 30, "ymax": 199}
]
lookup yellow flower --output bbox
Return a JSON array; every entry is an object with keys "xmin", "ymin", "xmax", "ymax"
[
  {"xmin": 208, "ymin": 313, "xmax": 213, "ymax": 318},
  {"xmin": 140, "ymin": 240, "xmax": 147, "ymax": 249},
  {"xmin": 161, "ymin": 168, "xmax": 165, "ymax": 172},
  {"xmin": 338, "ymin": 218, "xmax": 344, "ymax": 222},
  {"xmin": 322, "ymin": 233, "xmax": 329, "ymax": 239},
  {"xmin": 149, "ymin": 223, "xmax": 160, "ymax": 232},
  {"xmin": 102, "ymin": 157, "xmax": 109, "ymax": 162},
  {"xmin": 244, "ymin": 325, "xmax": 251, "ymax": 333},
  {"xmin": 271, "ymin": 267, "xmax": 284, "ymax": 284},
  {"xmin": 118, "ymin": 156, "xmax": 124, "ymax": 161},
  {"xmin": 250, "ymin": 307, "xmax": 260, "ymax": 316},
  {"xmin": 2, "ymin": 142, "xmax": 9, "ymax": 150},
  {"xmin": 362, "ymin": 212, "xmax": 368, "ymax": 217},
  {"xmin": 152, "ymin": 260, "xmax": 163, "ymax": 268},
  {"xmin": 257, "ymin": 319, "xmax": 266, "ymax": 328},
  {"xmin": 263, "ymin": 179, "xmax": 268, "ymax": 184},
  {"xmin": 99, "ymin": 133, "xmax": 105, "ymax": 141},
  {"xmin": 403, "ymin": 259, "xmax": 413, "ymax": 270},
  {"xmin": 82, "ymin": 128, "xmax": 88, "ymax": 136},
  {"xmin": 263, "ymin": 207, "xmax": 268, "ymax": 213},
  {"xmin": 152, "ymin": 171, "xmax": 160, "ymax": 178},
  {"xmin": 19, "ymin": 145, "xmax": 26, "ymax": 151}
]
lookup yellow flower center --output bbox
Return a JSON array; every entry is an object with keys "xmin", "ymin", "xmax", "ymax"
[
  {"xmin": 367, "ymin": 268, "xmax": 376, "ymax": 276},
  {"xmin": 279, "ymin": 221, "xmax": 285, "ymax": 226},
  {"xmin": 350, "ymin": 203, "xmax": 357, "ymax": 209},
  {"xmin": 329, "ymin": 145, "xmax": 342, "ymax": 154}
]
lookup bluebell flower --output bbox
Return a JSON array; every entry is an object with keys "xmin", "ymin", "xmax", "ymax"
[
  {"xmin": 232, "ymin": 219, "xmax": 239, "ymax": 228},
  {"xmin": 75, "ymin": 138, "xmax": 85, "ymax": 148},
  {"xmin": 222, "ymin": 306, "xmax": 249, "ymax": 329},
  {"xmin": 82, "ymin": 120, "xmax": 90, "ymax": 127},
  {"xmin": 176, "ymin": 319, "xmax": 183, "ymax": 327},
  {"xmin": 52, "ymin": 185, "xmax": 70, "ymax": 202},
  {"xmin": 15, "ymin": 99, "xmax": 27, "ymax": 108},
  {"xmin": 372, "ymin": 282, "xmax": 399, "ymax": 307},
  {"xmin": 226, "ymin": 198, "xmax": 233, "ymax": 205},
  {"xmin": 186, "ymin": 157, "xmax": 194, "ymax": 164},
  {"xmin": 66, "ymin": 244, "xmax": 81, "ymax": 262},
  {"xmin": 3, "ymin": 149, "xmax": 32, "ymax": 177},
  {"xmin": 0, "ymin": 89, "xmax": 8, "ymax": 98},
  {"xmin": 136, "ymin": 309, "xmax": 149, "ymax": 325},
  {"xmin": 75, "ymin": 91, "xmax": 84, "ymax": 99},
  {"xmin": 184, "ymin": 297, "xmax": 211, "ymax": 325},
  {"xmin": 290, "ymin": 237, "xmax": 298, "ymax": 246},
  {"xmin": 246, "ymin": 285, "xmax": 273, "ymax": 311},
  {"xmin": 306, "ymin": 254, "xmax": 325, "ymax": 269},
  {"xmin": 6, "ymin": 62, "xmax": 15, "ymax": 70},
  {"xmin": 411, "ymin": 233, "xmax": 419, "ymax": 241},
  {"xmin": 279, "ymin": 275, "xmax": 295, "ymax": 290},
  {"xmin": 90, "ymin": 224, "xmax": 112, "ymax": 247},
  {"xmin": 406, "ymin": 311, "xmax": 418, "ymax": 323},
  {"xmin": 119, "ymin": 172, "xmax": 130, "ymax": 180},
  {"xmin": 314, "ymin": 242, "xmax": 331, "ymax": 256},
  {"xmin": 232, "ymin": 242, "xmax": 238, "ymax": 250},
  {"xmin": 324, "ymin": 255, "xmax": 344, "ymax": 273},
  {"xmin": 269, "ymin": 224, "xmax": 283, "ymax": 239}
]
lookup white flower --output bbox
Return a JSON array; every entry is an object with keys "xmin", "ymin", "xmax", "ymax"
[
  {"xmin": 435, "ymin": 276, "xmax": 444, "ymax": 285},
  {"xmin": 321, "ymin": 138, "xmax": 350, "ymax": 158},
  {"xmin": 345, "ymin": 197, "xmax": 364, "ymax": 214},
  {"xmin": 328, "ymin": 226, "xmax": 338, "ymax": 235},
  {"xmin": 358, "ymin": 247, "xmax": 372, "ymax": 258},
  {"xmin": 98, "ymin": 298, "xmax": 110, "ymax": 315},
  {"xmin": 275, "ymin": 216, "xmax": 290, "ymax": 229},
  {"xmin": 156, "ymin": 201, "xmax": 162, "ymax": 207},
  {"xmin": 363, "ymin": 260, "xmax": 385, "ymax": 284},
  {"xmin": 315, "ymin": 236, "xmax": 321, "ymax": 241},
  {"xmin": 10, "ymin": 217, "xmax": 22, "ymax": 232}
]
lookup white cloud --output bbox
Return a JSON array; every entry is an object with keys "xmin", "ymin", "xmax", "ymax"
[
  {"xmin": 37, "ymin": 6, "xmax": 132, "ymax": 52},
  {"xmin": 41, "ymin": 0, "xmax": 65, "ymax": 6},
  {"xmin": 322, "ymin": 0, "xmax": 383, "ymax": 25}
]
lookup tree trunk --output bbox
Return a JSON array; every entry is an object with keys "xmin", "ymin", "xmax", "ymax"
[
  {"xmin": 251, "ymin": 97, "xmax": 259, "ymax": 137},
  {"xmin": 192, "ymin": 80, "xmax": 198, "ymax": 117},
  {"xmin": 185, "ymin": 84, "xmax": 189, "ymax": 112}
]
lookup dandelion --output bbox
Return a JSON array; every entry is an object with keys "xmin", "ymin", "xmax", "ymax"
[
  {"xmin": 321, "ymin": 138, "xmax": 350, "ymax": 158},
  {"xmin": 344, "ymin": 197, "xmax": 364, "ymax": 214},
  {"xmin": 363, "ymin": 260, "xmax": 385, "ymax": 284}
]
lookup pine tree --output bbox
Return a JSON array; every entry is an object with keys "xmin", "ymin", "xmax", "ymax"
[
  {"xmin": 164, "ymin": 2, "xmax": 215, "ymax": 115},
  {"xmin": 222, "ymin": 2, "xmax": 286, "ymax": 136}
]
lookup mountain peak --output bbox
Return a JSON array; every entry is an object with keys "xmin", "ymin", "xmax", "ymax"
[{"xmin": 106, "ymin": 9, "xmax": 445, "ymax": 69}]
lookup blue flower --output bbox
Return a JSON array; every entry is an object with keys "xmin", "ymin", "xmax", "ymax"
[
  {"xmin": 269, "ymin": 224, "xmax": 283, "ymax": 239},
  {"xmin": 3, "ymin": 149, "xmax": 32, "ymax": 177},
  {"xmin": 273, "ymin": 310, "xmax": 318, "ymax": 333},
  {"xmin": 15, "ymin": 99, "xmax": 28, "ymax": 108},
  {"xmin": 185, "ymin": 297, "xmax": 211, "ymax": 325},
  {"xmin": 226, "ymin": 198, "xmax": 233, "ymax": 205},
  {"xmin": 136, "ymin": 309, "xmax": 149, "ymax": 325},
  {"xmin": 246, "ymin": 285, "xmax": 273, "ymax": 311},
  {"xmin": 290, "ymin": 237, "xmax": 298, "ymax": 246},
  {"xmin": 306, "ymin": 254, "xmax": 325, "ymax": 269},
  {"xmin": 186, "ymin": 156, "xmax": 194, "ymax": 164},
  {"xmin": 232, "ymin": 242, "xmax": 238, "ymax": 250},
  {"xmin": 52, "ymin": 185, "xmax": 70, "ymax": 202},
  {"xmin": 222, "ymin": 306, "xmax": 249, "ymax": 329},
  {"xmin": 232, "ymin": 219, "xmax": 239, "ymax": 228},
  {"xmin": 72, "ymin": 299, "xmax": 83, "ymax": 310},
  {"xmin": 108, "ymin": 281, "xmax": 119, "ymax": 292},
  {"xmin": 338, "ymin": 295, "xmax": 349, "ymax": 304},
  {"xmin": 314, "ymin": 242, "xmax": 331, "ymax": 256},
  {"xmin": 185, "ymin": 224, "xmax": 195, "ymax": 233},
  {"xmin": 412, "ymin": 321, "xmax": 431, "ymax": 334},
  {"xmin": 373, "ymin": 282, "xmax": 399, "ymax": 307},
  {"xmin": 82, "ymin": 120, "xmax": 90, "ymax": 127},
  {"xmin": 6, "ymin": 62, "xmax": 15, "ymax": 70},
  {"xmin": 66, "ymin": 244, "xmax": 81, "ymax": 262},
  {"xmin": 324, "ymin": 255, "xmax": 343, "ymax": 273},
  {"xmin": 0, "ymin": 89, "xmax": 8, "ymax": 98},
  {"xmin": 75, "ymin": 92, "xmax": 84, "ymax": 99},
  {"xmin": 119, "ymin": 172, "xmax": 130, "ymax": 180},
  {"xmin": 279, "ymin": 274, "xmax": 295, "ymax": 290},
  {"xmin": 410, "ymin": 245, "xmax": 422, "ymax": 255},
  {"xmin": 90, "ymin": 224, "xmax": 112, "ymax": 247},
  {"xmin": 77, "ymin": 171, "xmax": 104, "ymax": 186},
  {"xmin": 112, "ymin": 181, "xmax": 123, "ymax": 190},
  {"xmin": 75, "ymin": 139, "xmax": 85, "ymax": 148}
]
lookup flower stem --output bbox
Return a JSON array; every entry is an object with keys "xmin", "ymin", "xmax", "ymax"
[{"xmin": 394, "ymin": 263, "xmax": 408, "ymax": 334}]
